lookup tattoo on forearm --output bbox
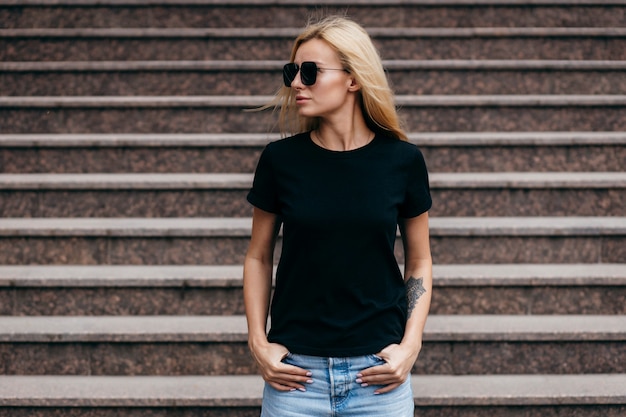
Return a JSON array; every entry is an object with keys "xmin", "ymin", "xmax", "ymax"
[{"xmin": 406, "ymin": 276, "xmax": 426, "ymax": 318}]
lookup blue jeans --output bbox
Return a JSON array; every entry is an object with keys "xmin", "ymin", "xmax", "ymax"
[{"xmin": 261, "ymin": 353, "xmax": 414, "ymax": 417}]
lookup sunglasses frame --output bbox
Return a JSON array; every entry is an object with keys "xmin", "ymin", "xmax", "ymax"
[{"xmin": 283, "ymin": 61, "xmax": 347, "ymax": 87}]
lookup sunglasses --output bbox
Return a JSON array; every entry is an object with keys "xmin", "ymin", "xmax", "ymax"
[{"xmin": 283, "ymin": 62, "xmax": 347, "ymax": 87}]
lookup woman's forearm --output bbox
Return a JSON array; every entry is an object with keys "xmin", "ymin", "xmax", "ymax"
[
  {"xmin": 401, "ymin": 261, "xmax": 432, "ymax": 353},
  {"xmin": 243, "ymin": 257, "xmax": 273, "ymax": 346}
]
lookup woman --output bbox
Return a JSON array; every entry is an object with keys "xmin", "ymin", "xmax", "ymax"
[{"xmin": 244, "ymin": 16, "xmax": 432, "ymax": 416}]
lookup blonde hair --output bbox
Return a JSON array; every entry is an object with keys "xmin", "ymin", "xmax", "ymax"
[{"xmin": 271, "ymin": 16, "xmax": 408, "ymax": 141}]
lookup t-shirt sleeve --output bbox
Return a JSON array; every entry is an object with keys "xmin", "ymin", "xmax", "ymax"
[
  {"xmin": 247, "ymin": 143, "xmax": 279, "ymax": 213},
  {"xmin": 398, "ymin": 148, "xmax": 432, "ymax": 218}
]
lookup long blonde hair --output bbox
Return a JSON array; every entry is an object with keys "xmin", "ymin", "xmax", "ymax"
[{"xmin": 272, "ymin": 16, "xmax": 408, "ymax": 141}]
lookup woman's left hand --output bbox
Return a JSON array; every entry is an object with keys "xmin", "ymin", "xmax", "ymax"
[{"xmin": 355, "ymin": 343, "xmax": 420, "ymax": 394}]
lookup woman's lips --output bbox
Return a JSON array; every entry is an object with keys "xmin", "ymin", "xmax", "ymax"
[{"xmin": 295, "ymin": 96, "xmax": 310, "ymax": 104}]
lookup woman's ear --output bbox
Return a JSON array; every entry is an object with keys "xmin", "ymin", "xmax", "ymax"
[{"xmin": 348, "ymin": 76, "xmax": 361, "ymax": 92}]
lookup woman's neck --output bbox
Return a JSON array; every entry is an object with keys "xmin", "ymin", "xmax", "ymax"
[{"xmin": 313, "ymin": 113, "xmax": 374, "ymax": 152}]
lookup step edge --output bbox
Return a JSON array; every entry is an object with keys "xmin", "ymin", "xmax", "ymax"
[{"xmin": 1, "ymin": 264, "xmax": 624, "ymax": 287}]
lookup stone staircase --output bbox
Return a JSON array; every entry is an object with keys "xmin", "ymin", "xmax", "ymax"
[{"xmin": 1, "ymin": 1, "xmax": 625, "ymax": 416}]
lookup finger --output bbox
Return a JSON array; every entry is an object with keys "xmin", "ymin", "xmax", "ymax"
[
  {"xmin": 374, "ymin": 382, "xmax": 402, "ymax": 395},
  {"xmin": 269, "ymin": 376, "xmax": 313, "ymax": 392},
  {"xmin": 268, "ymin": 380, "xmax": 302, "ymax": 392},
  {"xmin": 278, "ymin": 362, "xmax": 313, "ymax": 377},
  {"xmin": 356, "ymin": 363, "xmax": 389, "ymax": 378}
]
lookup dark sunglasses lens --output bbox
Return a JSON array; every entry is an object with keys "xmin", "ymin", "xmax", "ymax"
[
  {"xmin": 283, "ymin": 63, "xmax": 298, "ymax": 87},
  {"xmin": 283, "ymin": 62, "xmax": 318, "ymax": 87},
  {"xmin": 300, "ymin": 62, "xmax": 317, "ymax": 86}
]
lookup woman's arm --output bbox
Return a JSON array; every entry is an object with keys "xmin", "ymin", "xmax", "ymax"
[
  {"xmin": 243, "ymin": 207, "xmax": 312, "ymax": 391},
  {"xmin": 356, "ymin": 211, "xmax": 432, "ymax": 394}
]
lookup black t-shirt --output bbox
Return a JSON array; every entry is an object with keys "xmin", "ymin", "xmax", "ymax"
[{"xmin": 247, "ymin": 131, "xmax": 432, "ymax": 357}]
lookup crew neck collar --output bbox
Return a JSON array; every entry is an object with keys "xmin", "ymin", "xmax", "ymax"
[{"xmin": 306, "ymin": 131, "xmax": 380, "ymax": 157}]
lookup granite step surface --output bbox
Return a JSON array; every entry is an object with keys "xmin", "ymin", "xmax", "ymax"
[
  {"xmin": 3, "ymin": 0, "xmax": 625, "ymax": 29},
  {"xmin": 2, "ymin": 27, "xmax": 625, "ymax": 61},
  {"xmin": 0, "ymin": 216, "xmax": 623, "ymax": 265},
  {"xmin": 2, "ymin": 95, "xmax": 626, "ymax": 133},
  {"xmin": 1, "ymin": 172, "xmax": 624, "ymax": 217},
  {"xmin": 1, "ymin": 263, "xmax": 624, "ymax": 315},
  {"xmin": 0, "ymin": 374, "xmax": 625, "ymax": 417},
  {"xmin": 4, "ymin": 60, "xmax": 626, "ymax": 96},
  {"xmin": 1, "ymin": 315, "xmax": 624, "ymax": 375},
  {"xmin": 2, "ymin": 132, "xmax": 624, "ymax": 173}
]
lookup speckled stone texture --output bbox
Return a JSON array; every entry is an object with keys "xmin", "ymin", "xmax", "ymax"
[
  {"xmin": 0, "ymin": 108, "xmax": 277, "ymax": 134},
  {"xmin": 398, "ymin": 107, "xmax": 626, "ymax": 133},
  {"xmin": 1, "ymin": 236, "xmax": 623, "ymax": 265},
  {"xmin": 3, "ymin": 107, "xmax": 626, "ymax": 134},
  {"xmin": 0, "ymin": 407, "xmax": 260, "ymax": 417},
  {"xmin": 8, "ymin": 287, "xmax": 245, "ymax": 316},
  {"xmin": 2, "ymin": 37, "xmax": 625, "ymax": 61},
  {"xmin": 2, "ymin": 5, "xmax": 624, "ymax": 28},
  {"xmin": 2, "ymin": 145, "xmax": 623, "ymax": 174},
  {"xmin": 4, "ymin": 285, "xmax": 624, "ymax": 316},
  {"xmin": 1, "ymin": 341, "xmax": 623, "ymax": 376},
  {"xmin": 415, "ymin": 341, "xmax": 626, "ymax": 375},
  {"xmin": 0, "ymin": 289, "xmax": 12, "ymax": 315},
  {"xmin": 0, "ymin": 342, "xmax": 257, "ymax": 375},
  {"xmin": 426, "ymin": 236, "xmax": 620, "ymax": 265},
  {"xmin": 0, "ymin": 342, "xmax": 255, "ymax": 376},
  {"xmin": 5, "ymin": 69, "xmax": 626, "ymax": 96},
  {"xmin": 389, "ymin": 70, "xmax": 626, "ymax": 96},
  {"xmin": 431, "ymin": 286, "xmax": 626, "ymax": 315},
  {"xmin": 3, "ymin": 406, "xmax": 626, "ymax": 417},
  {"xmin": 0, "ymin": 190, "xmax": 252, "ymax": 218},
  {"xmin": 420, "ymin": 145, "xmax": 626, "ymax": 173},
  {"xmin": 431, "ymin": 189, "xmax": 626, "ymax": 217},
  {"xmin": 5, "ymin": 405, "xmax": 626, "ymax": 417},
  {"xmin": 415, "ymin": 406, "xmax": 626, "ymax": 417},
  {"xmin": 0, "ymin": 237, "xmax": 252, "ymax": 265},
  {"xmin": 1, "ymin": 189, "xmax": 623, "ymax": 217},
  {"xmin": 0, "ymin": 147, "xmax": 263, "ymax": 174}
]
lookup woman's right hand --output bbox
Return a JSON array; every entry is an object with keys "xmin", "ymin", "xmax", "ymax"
[{"xmin": 249, "ymin": 341, "xmax": 313, "ymax": 392}]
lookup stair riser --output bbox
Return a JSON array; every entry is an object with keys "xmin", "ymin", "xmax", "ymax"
[
  {"xmin": 0, "ymin": 287, "xmax": 246, "ymax": 316},
  {"xmin": 1, "ymin": 341, "xmax": 623, "ymax": 375},
  {"xmin": 2, "ymin": 406, "xmax": 624, "ymax": 417},
  {"xmin": 2, "ymin": 38, "xmax": 624, "ymax": 61},
  {"xmin": 2, "ymin": 107, "xmax": 625, "ymax": 133},
  {"xmin": 1, "ymin": 189, "xmax": 623, "ymax": 217},
  {"xmin": 2, "ymin": 286, "xmax": 624, "ymax": 316},
  {"xmin": 3, "ymin": 145, "xmax": 623, "ymax": 173},
  {"xmin": 3, "ymin": 5, "xmax": 625, "ymax": 28},
  {"xmin": 0, "ymin": 147, "xmax": 263, "ymax": 174},
  {"xmin": 0, "ymin": 408, "xmax": 259, "ymax": 417},
  {"xmin": 0, "ymin": 236, "xmax": 622, "ymax": 265},
  {"xmin": 4, "ymin": 70, "xmax": 626, "ymax": 96}
]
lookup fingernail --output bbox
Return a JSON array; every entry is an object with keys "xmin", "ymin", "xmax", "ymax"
[
  {"xmin": 306, "ymin": 372, "xmax": 312, "ymax": 377},
  {"xmin": 290, "ymin": 388, "xmax": 296, "ymax": 392},
  {"xmin": 355, "ymin": 378, "xmax": 362, "ymax": 384},
  {"xmin": 298, "ymin": 387, "xmax": 307, "ymax": 392},
  {"xmin": 361, "ymin": 383, "xmax": 369, "ymax": 387},
  {"xmin": 356, "ymin": 373, "xmax": 362, "ymax": 377},
  {"xmin": 306, "ymin": 379, "xmax": 313, "ymax": 384},
  {"xmin": 374, "ymin": 391, "xmax": 380, "ymax": 395}
]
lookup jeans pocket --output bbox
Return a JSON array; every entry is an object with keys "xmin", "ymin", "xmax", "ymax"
[{"xmin": 366, "ymin": 354, "xmax": 386, "ymax": 366}]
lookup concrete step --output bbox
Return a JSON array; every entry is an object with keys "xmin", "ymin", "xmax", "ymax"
[
  {"xmin": 1, "ymin": 315, "xmax": 624, "ymax": 375},
  {"xmin": 1, "ymin": 374, "xmax": 624, "ymax": 417},
  {"xmin": 1, "ymin": 172, "xmax": 624, "ymax": 217},
  {"xmin": 1, "ymin": 264, "xmax": 624, "ymax": 315},
  {"xmin": 2, "ymin": 132, "xmax": 624, "ymax": 173},
  {"xmin": 2, "ymin": 95, "xmax": 626, "ymax": 133},
  {"xmin": 0, "ymin": 217, "xmax": 623, "ymax": 265},
  {"xmin": 4, "ymin": 60, "xmax": 626, "ymax": 95},
  {"xmin": 3, "ymin": 0, "xmax": 626, "ymax": 29},
  {"xmin": 2, "ymin": 27, "xmax": 625, "ymax": 61}
]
